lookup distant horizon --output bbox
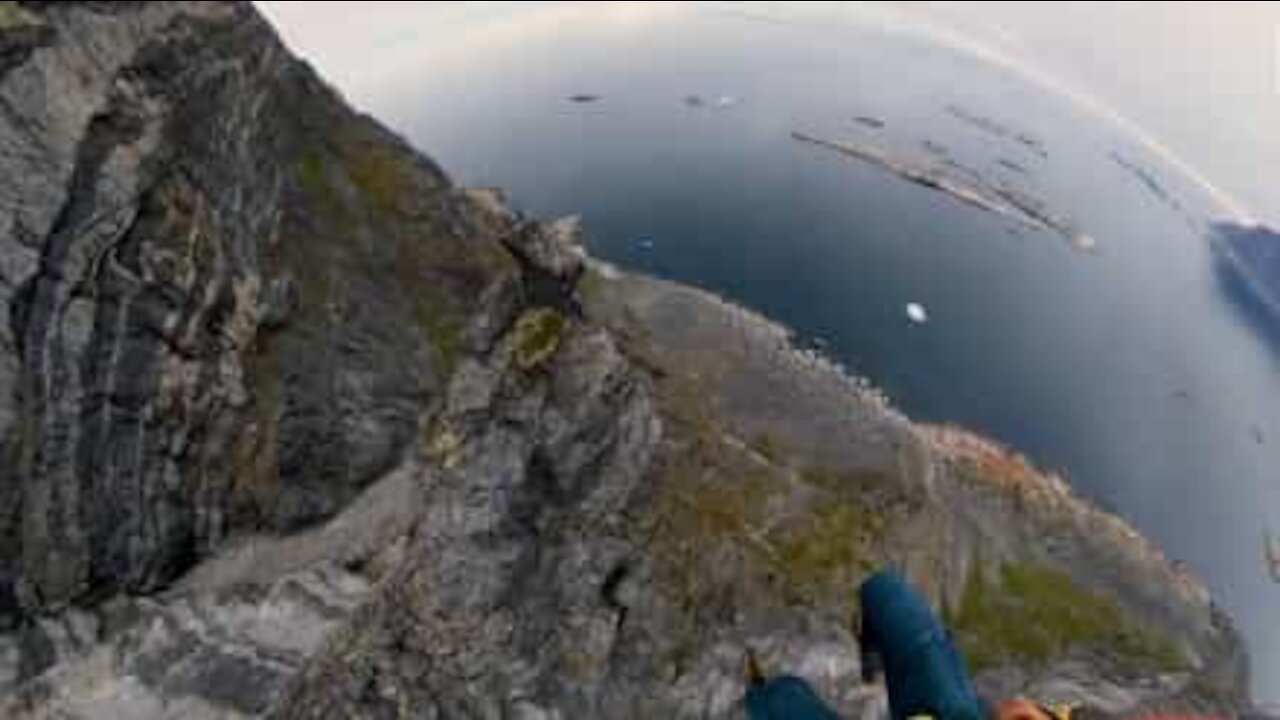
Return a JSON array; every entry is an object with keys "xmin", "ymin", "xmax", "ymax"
[{"xmin": 256, "ymin": 1, "xmax": 1280, "ymax": 228}]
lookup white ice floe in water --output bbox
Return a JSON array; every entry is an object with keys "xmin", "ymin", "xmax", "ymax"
[
  {"xmin": 1072, "ymin": 233, "xmax": 1097, "ymax": 252},
  {"xmin": 905, "ymin": 302, "xmax": 928, "ymax": 324}
]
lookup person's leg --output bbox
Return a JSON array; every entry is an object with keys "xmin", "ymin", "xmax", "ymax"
[
  {"xmin": 858, "ymin": 569, "xmax": 985, "ymax": 720},
  {"xmin": 745, "ymin": 675, "xmax": 841, "ymax": 720}
]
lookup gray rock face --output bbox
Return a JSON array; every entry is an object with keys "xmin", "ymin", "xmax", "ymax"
[
  {"xmin": 1, "ymin": 456, "xmax": 422, "ymax": 719},
  {"xmin": 0, "ymin": 2, "xmax": 1259, "ymax": 718},
  {"xmin": 0, "ymin": 0, "xmax": 514, "ymax": 617},
  {"xmin": 2, "ymin": 552, "xmax": 377, "ymax": 719},
  {"xmin": 274, "ymin": 312, "xmax": 664, "ymax": 718}
]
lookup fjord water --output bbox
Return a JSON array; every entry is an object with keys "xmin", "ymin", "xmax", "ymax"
[{"xmin": 370, "ymin": 4, "xmax": 1279, "ymax": 698}]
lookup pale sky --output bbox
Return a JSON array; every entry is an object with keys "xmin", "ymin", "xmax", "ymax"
[
  {"xmin": 910, "ymin": 1, "xmax": 1280, "ymax": 226},
  {"xmin": 257, "ymin": 1, "xmax": 1280, "ymax": 226}
]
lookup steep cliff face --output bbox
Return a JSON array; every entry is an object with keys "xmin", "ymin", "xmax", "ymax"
[
  {"xmin": 0, "ymin": 2, "xmax": 1256, "ymax": 718},
  {"xmin": 0, "ymin": 0, "xmax": 513, "ymax": 615}
]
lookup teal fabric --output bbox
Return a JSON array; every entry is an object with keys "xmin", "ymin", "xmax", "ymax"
[
  {"xmin": 745, "ymin": 675, "xmax": 841, "ymax": 720},
  {"xmin": 858, "ymin": 570, "xmax": 985, "ymax": 720}
]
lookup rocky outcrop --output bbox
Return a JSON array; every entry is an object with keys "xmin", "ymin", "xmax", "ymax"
[{"xmin": 0, "ymin": 2, "xmax": 1257, "ymax": 718}]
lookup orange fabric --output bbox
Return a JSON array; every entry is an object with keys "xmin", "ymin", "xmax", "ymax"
[{"xmin": 996, "ymin": 699, "xmax": 1053, "ymax": 720}]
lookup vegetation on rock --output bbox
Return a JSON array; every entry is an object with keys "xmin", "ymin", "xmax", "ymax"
[
  {"xmin": 947, "ymin": 561, "xmax": 1187, "ymax": 675},
  {"xmin": 513, "ymin": 307, "xmax": 568, "ymax": 369},
  {"xmin": 0, "ymin": 1, "xmax": 35, "ymax": 29}
]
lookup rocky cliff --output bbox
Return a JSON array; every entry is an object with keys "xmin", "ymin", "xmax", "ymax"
[{"xmin": 0, "ymin": 2, "xmax": 1255, "ymax": 717}]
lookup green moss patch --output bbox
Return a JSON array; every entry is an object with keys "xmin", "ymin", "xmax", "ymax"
[
  {"xmin": 650, "ymin": 452, "xmax": 884, "ymax": 619},
  {"xmin": 296, "ymin": 148, "xmax": 329, "ymax": 201},
  {"xmin": 347, "ymin": 140, "xmax": 418, "ymax": 218},
  {"xmin": 799, "ymin": 465, "xmax": 893, "ymax": 497},
  {"xmin": 768, "ymin": 501, "xmax": 881, "ymax": 599},
  {"xmin": 947, "ymin": 562, "xmax": 1187, "ymax": 675},
  {"xmin": 648, "ymin": 377, "xmax": 890, "ymax": 615},
  {"xmin": 512, "ymin": 307, "xmax": 567, "ymax": 370},
  {"xmin": 649, "ymin": 453, "xmax": 783, "ymax": 623}
]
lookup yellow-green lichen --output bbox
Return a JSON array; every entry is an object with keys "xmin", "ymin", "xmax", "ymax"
[
  {"xmin": 424, "ymin": 423, "xmax": 464, "ymax": 469},
  {"xmin": 0, "ymin": 1, "xmax": 37, "ymax": 29},
  {"xmin": 512, "ymin": 307, "xmax": 567, "ymax": 370}
]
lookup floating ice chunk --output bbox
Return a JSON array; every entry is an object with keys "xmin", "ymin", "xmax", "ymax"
[
  {"xmin": 905, "ymin": 302, "xmax": 928, "ymax": 324},
  {"xmin": 1072, "ymin": 233, "xmax": 1097, "ymax": 252}
]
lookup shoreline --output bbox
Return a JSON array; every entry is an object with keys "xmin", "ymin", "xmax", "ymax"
[{"xmin": 586, "ymin": 254, "xmax": 1217, "ymax": 612}]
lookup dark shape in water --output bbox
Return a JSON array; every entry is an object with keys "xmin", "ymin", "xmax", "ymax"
[
  {"xmin": 997, "ymin": 158, "xmax": 1028, "ymax": 175},
  {"xmin": 1110, "ymin": 152, "xmax": 1166, "ymax": 199},
  {"xmin": 1211, "ymin": 222, "xmax": 1280, "ymax": 361},
  {"xmin": 946, "ymin": 103, "xmax": 1011, "ymax": 136},
  {"xmin": 853, "ymin": 115, "xmax": 885, "ymax": 129},
  {"xmin": 684, "ymin": 94, "xmax": 705, "ymax": 108},
  {"xmin": 1110, "ymin": 150, "xmax": 1182, "ymax": 211},
  {"xmin": 567, "ymin": 94, "xmax": 600, "ymax": 103},
  {"xmin": 943, "ymin": 157, "xmax": 983, "ymax": 185},
  {"xmin": 1266, "ymin": 530, "xmax": 1280, "ymax": 583},
  {"xmin": 945, "ymin": 103, "xmax": 1048, "ymax": 161},
  {"xmin": 1014, "ymin": 133, "xmax": 1048, "ymax": 159},
  {"xmin": 921, "ymin": 139, "xmax": 947, "ymax": 156},
  {"xmin": 792, "ymin": 130, "xmax": 1090, "ymax": 250},
  {"xmin": 1213, "ymin": 222, "xmax": 1280, "ymax": 320}
]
